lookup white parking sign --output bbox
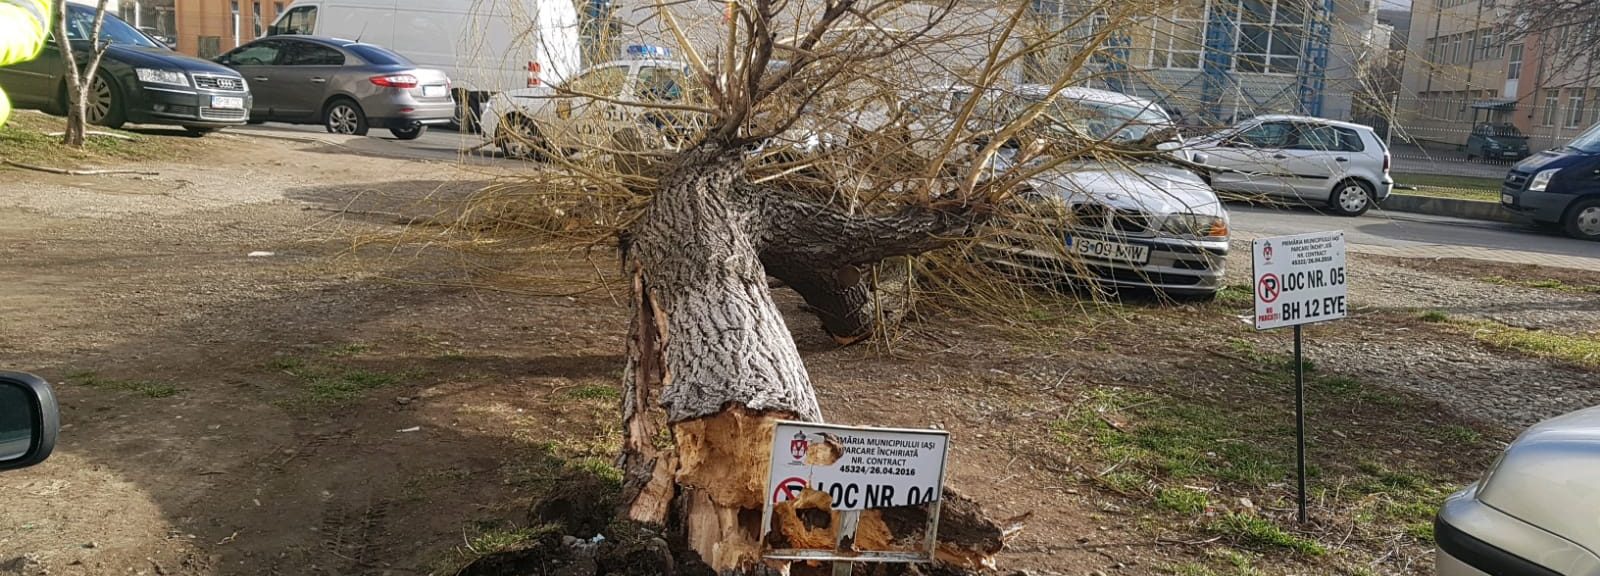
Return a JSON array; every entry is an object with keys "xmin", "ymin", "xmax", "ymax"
[{"xmin": 1253, "ymin": 231, "xmax": 1347, "ymax": 330}]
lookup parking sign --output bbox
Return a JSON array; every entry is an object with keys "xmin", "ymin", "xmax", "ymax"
[{"xmin": 1253, "ymin": 231, "xmax": 1347, "ymax": 331}]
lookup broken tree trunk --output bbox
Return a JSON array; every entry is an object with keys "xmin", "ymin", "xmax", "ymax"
[{"xmin": 618, "ymin": 143, "xmax": 1008, "ymax": 573}]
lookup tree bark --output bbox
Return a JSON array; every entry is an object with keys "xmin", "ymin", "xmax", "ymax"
[
  {"xmin": 617, "ymin": 144, "xmax": 996, "ymax": 573},
  {"xmin": 619, "ymin": 144, "xmax": 822, "ymax": 572},
  {"xmin": 56, "ymin": 0, "xmax": 111, "ymax": 149}
]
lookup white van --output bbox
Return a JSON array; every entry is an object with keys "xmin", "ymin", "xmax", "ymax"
[{"xmin": 269, "ymin": 0, "xmax": 580, "ymax": 128}]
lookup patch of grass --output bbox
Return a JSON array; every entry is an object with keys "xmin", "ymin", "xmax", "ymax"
[
  {"xmin": 267, "ymin": 356, "xmax": 411, "ymax": 405},
  {"xmin": 1465, "ymin": 322, "xmax": 1600, "ymax": 368},
  {"xmin": 67, "ymin": 370, "xmax": 180, "ymax": 398},
  {"xmin": 1211, "ymin": 512, "xmax": 1326, "ymax": 556},
  {"xmin": 1156, "ymin": 487, "xmax": 1210, "ymax": 514},
  {"xmin": 323, "ymin": 343, "xmax": 371, "ymax": 358},
  {"xmin": 1404, "ymin": 521, "xmax": 1436, "ymax": 543},
  {"xmin": 1438, "ymin": 424, "xmax": 1482, "ymax": 444},
  {"xmin": 1100, "ymin": 470, "xmax": 1147, "ymax": 493},
  {"xmin": 569, "ymin": 457, "xmax": 624, "ymax": 488},
  {"xmin": 464, "ymin": 523, "xmax": 559, "ymax": 555},
  {"xmin": 1315, "ymin": 375, "xmax": 1360, "ymax": 395},
  {"xmin": 1166, "ymin": 563, "xmax": 1219, "ymax": 576},
  {"xmin": 1214, "ymin": 285, "xmax": 1254, "ymax": 308},
  {"xmin": 1056, "ymin": 388, "xmax": 1290, "ymax": 486},
  {"xmin": 566, "ymin": 384, "xmax": 621, "ymax": 401},
  {"xmin": 1417, "ymin": 310, "xmax": 1449, "ymax": 323},
  {"xmin": 0, "ymin": 111, "xmax": 180, "ymax": 166},
  {"xmin": 1482, "ymin": 275, "xmax": 1600, "ymax": 294},
  {"xmin": 304, "ymin": 369, "xmax": 402, "ymax": 403},
  {"xmin": 1392, "ymin": 172, "xmax": 1501, "ymax": 202}
]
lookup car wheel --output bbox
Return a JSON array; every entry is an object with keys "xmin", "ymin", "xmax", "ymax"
[
  {"xmin": 1564, "ymin": 198, "xmax": 1600, "ymax": 241},
  {"xmin": 496, "ymin": 115, "xmax": 546, "ymax": 161},
  {"xmin": 84, "ymin": 73, "xmax": 125, "ymax": 129},
  {"xmin": 183, "ymin": 126, "xmax": 219, "ymax": 137},
  {"xmin": 1329, "ymin": 179, "xmax": 1374, "ymax": 217},
  {"xmin": 323, "ymin": 98, "xmax": 369, "ymax": 136},
  {"xmin": 389, "ymin": 123, "xmax": 426, "ymax": 140}
]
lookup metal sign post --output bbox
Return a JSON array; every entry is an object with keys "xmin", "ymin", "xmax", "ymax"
[{"xmin": 1252, "ymin": 231, "xmax": 1347, "ymax": 525}]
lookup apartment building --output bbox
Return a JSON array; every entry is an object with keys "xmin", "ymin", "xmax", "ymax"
[
  {"xmin": 106, "ymin": 0, "xmax": 289, "ymax": 58},
  {"xmin": 1399, "ymin": 0, "xmax": 1600, "ymax": 148}
]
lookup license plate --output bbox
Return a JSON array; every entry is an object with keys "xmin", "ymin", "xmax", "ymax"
[
  {"xmin": 211, "ymin": 96, "xmax": 244, "ymax": 109},
  {"xmin": 422, "ymin": 85, "xmax": 446, "ymax": 98},
  {"xmin": 1068, "ymin": 236, "xmax": 1150, "ymax": 265},
  {"xmin": 1502, "ymin": 193, "xmax": 1515, "ymax": 205}
]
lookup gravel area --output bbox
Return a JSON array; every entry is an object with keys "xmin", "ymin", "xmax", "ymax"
[{"xmin": 1221, "ymin": 241, "xmax": 1600, "ymax": 429}]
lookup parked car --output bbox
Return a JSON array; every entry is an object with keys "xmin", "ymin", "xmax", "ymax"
[
  {"xmin": 0, "ymin": 2, "xmax": 251, "ymax": 135},
  {"xmin": 1499, "ymin": 121, "xmax": 1600, "ymax": 241},
  {"xmin": 481, "ymin": 45, "xmax": 701, "ymax": 159},
  {"xmin": 215, "ymin": 36, "xmax": 453, "ymax": 139},
  {"xmin": 1190, "ymin": 115, "xmax": 1393, "ymax": 217},
  {"xmin": 1435, "ymin": 405, "xmax": 1600, "ymax": 575},
  {"xmin": 268, "ymin": 0, "xmax": 581, "ymax": 130},
  {"xmin": 0, "ymin": 372, "xmax": 59, "ymax": 473},
  {"xmin": 1465, "ymin": 123, "xmax": 1531, "ymax": 162},
  {"xmin": 979, "ymin": 86, "xmax": 1230, "ymax": 298}
]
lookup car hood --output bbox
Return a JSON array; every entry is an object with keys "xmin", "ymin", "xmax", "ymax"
[
  {"xmin": 1477, "ymin": 405, "xmax": 1600, "ymax": 552},
  {"xmin": 1513, "ymin": 148, "xmax": 1593, "ymax": 172},
  {"xmin": 1027, "ymin": 161, "xmax": 1224, "ymax": 217},
  {"xmin": 106, "ymin": 44, "xmax": 239, "ymax": 76}
]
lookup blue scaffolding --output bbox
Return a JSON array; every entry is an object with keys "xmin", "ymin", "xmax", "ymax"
[
  {"xmin": 1294, "ymin": 0, "xmax": 1336, "ymax": 116},
  {"xmin": 1200, "ymin": 0, "xmax": 1237, "ymax": 121}
]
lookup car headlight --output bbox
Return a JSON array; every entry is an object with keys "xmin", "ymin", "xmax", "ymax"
[
  {"xmin": 1161, "ymin": 213, "xmax": 1228, "ymax": 239},
  {"xmin": 136, "ymin": 68, "xmax": 189, "ymax": 87},
  {"xmin": 1528, "ymin": 168, "xmax": 1560, "ymax": 192}
]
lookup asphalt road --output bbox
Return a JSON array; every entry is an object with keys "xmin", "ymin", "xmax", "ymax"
[
  {"xmin": 233, "ymin": 122, "xmax": 1597, "ymax": 263},
  {"xmin": 1227, "ymin": 203, "xmax": 1599, "ymax": 262}
]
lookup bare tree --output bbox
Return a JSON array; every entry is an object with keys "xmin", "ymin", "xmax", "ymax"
[
  {"xmin": 464, "ymin": 0, "xmax": 1182, "ymax": 571},
  {"xmin": 55, "ymin": 0, "xmax": 113, "ymax": 148},
  {"xmin": 1506, "ymin": 0, "xmax": 1600, "ymax": 84}
]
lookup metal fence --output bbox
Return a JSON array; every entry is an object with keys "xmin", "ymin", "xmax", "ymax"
[{"xmin": 1376, "ymin": 93, "xmax": 1600, "ymax": 164}]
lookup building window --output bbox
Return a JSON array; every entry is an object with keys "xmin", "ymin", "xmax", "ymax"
[
  {"xmin": 231, "ymin": 1, "xmax": 241, "ymax": 47},
  {"xmin": 275, "ymin": 2, "xmax": 284, "ymax": 15},
  {"xmin": 253, "ymin": 2, "xmax": 263, "ymax": 38},
  {"xmin": 1507, "ymin": 43, "xmax": 1522, "ymax": 79},
  {"xmin": 1543, "ymin": 89, "xmax": 1560, "ymax": 126},
  {"xmin": 1425, "ymin": 38, "xmax": 1436, "ymax": 63},
  {"xmin": 1149, "ymin": 0, "xmax": 1205, "ymax": 69},
  {"xmin": 1235, "ymin": 0, "xmax": 1304, "ymax": 74},
  {"xmin": 1568, "ymin": 89, "xmax": 1587, "ymax": 127}
]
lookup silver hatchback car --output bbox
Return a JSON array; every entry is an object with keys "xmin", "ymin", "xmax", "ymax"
[{"xmin": 216, "ymin": 36, "xmax": 453, "ymax": 139}]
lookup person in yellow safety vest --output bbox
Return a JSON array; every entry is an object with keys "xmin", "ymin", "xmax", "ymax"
[{"xmin": 0, "ymin": 0, "xmax": 53, "ymax": 126}]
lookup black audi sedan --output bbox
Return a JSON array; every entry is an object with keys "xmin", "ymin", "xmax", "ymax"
[{"xmin": 0, "ymin": 3, "xmax": 252, "ymax": 135}]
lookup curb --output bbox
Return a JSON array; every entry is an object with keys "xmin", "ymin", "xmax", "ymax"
[{"xmin": 1379, "ymin": 194, "xmax": 1517, "ymax": 223}]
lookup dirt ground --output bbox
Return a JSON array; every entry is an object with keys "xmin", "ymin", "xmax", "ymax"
[{"xmin": 0, "ymin": 129, "xmax": 1596, "ymax": 576}]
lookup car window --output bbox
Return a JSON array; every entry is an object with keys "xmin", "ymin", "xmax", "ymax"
[
  {"xmin": 567, "ymin": 65, "xmax": 627, "ymax": 98},
  {"xmin": 62, "ymin": 6, "xmax": 160, "ymax": 48},
  {"xmin": 633, "ymin": 66, "xmax": 689, "ymax": 102},
  {"xmin": 282, "ymin": 42, "xmax": 345, "ymax": 66},
  {"xmin": 1230, "ymin": 121, "xmax": 1294, "ymax": 148},
  {"xmin": 348, "ymin": 44, "xmax": 411, "ymax": 66},
  {"xmin": 1333, "ymin": 127, "xmax": 1365, "ymax": 152},
  {"xmin": 1286, "ymin": 124, "xmax": 1341, "ymax": 151},
  {"xmin": 276, "ymin": 6, "xmax": 317, "ymax": 35},
  {"xmin": 222, "ymin": 41, "xmax": 282, "ymax": 66}
]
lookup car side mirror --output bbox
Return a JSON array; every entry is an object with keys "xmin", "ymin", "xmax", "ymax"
[
  {"xmin": 267, "ymin": 24, "xmax": 280, "ymax": 36},
  {"xmin": 1191, "ymin": 152, "xmax": 1209, "ymax": 165},
  {"xmin": 0, "ymin": 372, "xmax": 60, "ymax": 472}
]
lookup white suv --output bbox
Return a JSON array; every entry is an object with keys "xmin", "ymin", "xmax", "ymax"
[{"xmin": 1190, "ymin": 115, "xmax": 1392, "ymax": 216}]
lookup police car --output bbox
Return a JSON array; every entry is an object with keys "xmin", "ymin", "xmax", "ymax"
[{"xmin": 480, "ymin": 45, "xmax": 703, "ymax": 160}]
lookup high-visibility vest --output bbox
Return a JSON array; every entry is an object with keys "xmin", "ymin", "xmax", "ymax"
[{"xmin": 0, "ymin": 0, "xmax": 51, "ymax": 126}]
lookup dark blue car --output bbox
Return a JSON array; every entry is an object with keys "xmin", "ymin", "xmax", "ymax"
[{"xmin": 1500, "ymin": 123, "xmax": 1600, "ymax": 241}]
